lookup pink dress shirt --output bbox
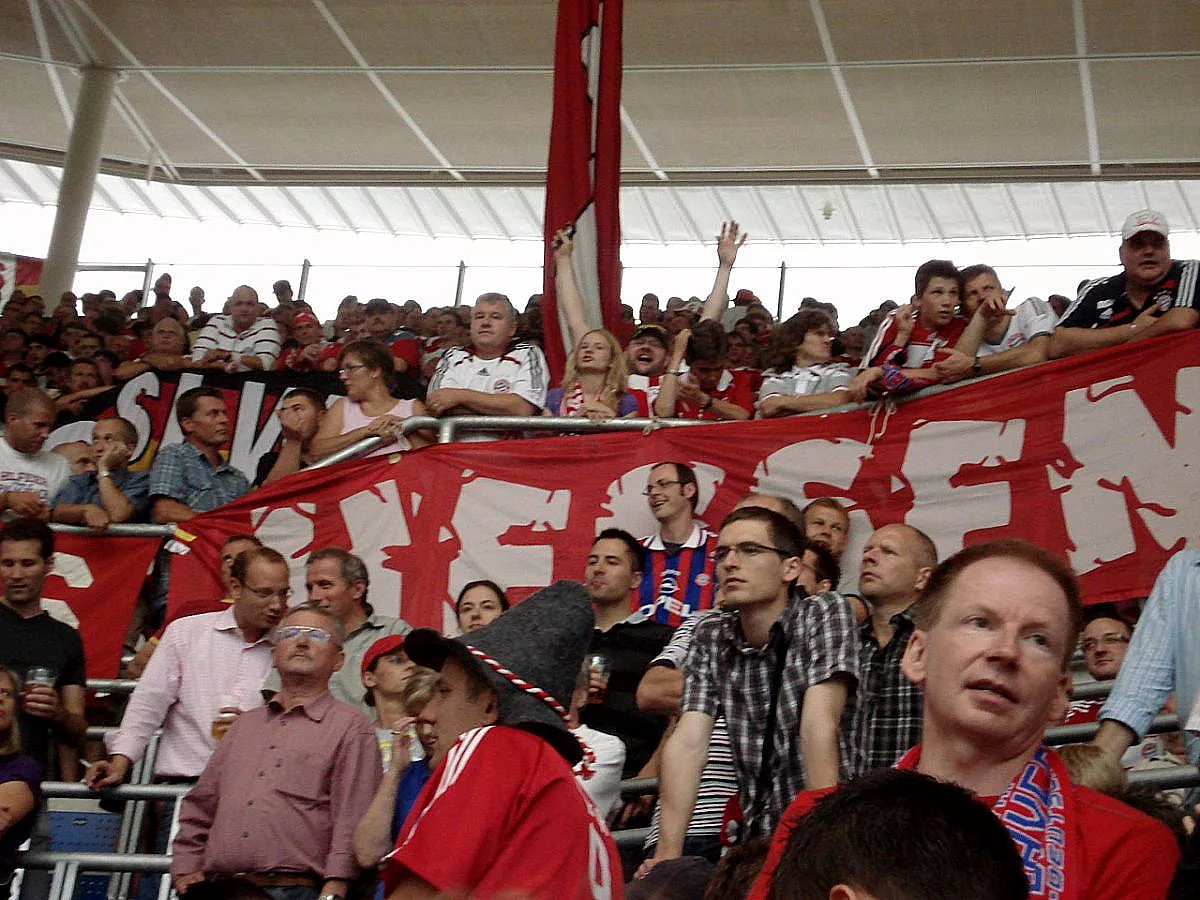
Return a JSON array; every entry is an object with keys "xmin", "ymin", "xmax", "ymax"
[{"xmin": 104, "ymin": 607, "xmax": 274, "ymax": 778}]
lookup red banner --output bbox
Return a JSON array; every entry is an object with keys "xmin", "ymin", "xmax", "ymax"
[
  {"xmin": 542, "ymin": 0, "xmax": 624, "ymax": 379},
  {"xmin": 43, "ymin": 533, "xmax": 162, "ymax": 678},
  {"xmin": 167, "ymin": 332, "xmax": 1200, "ymax": 630}
]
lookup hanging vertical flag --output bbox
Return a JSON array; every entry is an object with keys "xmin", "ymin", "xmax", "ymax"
[{"xmin": 541, "ymin": 0, "xmax": 624, "ymax": 379}]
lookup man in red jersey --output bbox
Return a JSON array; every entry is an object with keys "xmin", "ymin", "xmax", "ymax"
[
  {"xmin": 749, "ymin": 540, "xmax": 1179, "ymax": 900},
  {"xmin": 381, "ymin": 580, "xmax": 622, "ymax": 900}
]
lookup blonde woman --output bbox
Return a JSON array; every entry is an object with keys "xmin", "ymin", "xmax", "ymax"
[
  {"xmin": 0, "ymin": 665, "xmax": 40, "ymax": 896},
  {"xmin": 546, "ymin": 229, "xmax": 638, "ymax": 419}
]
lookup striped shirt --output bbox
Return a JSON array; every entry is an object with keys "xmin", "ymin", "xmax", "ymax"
[
  {"xmin": 104, "ymin": 607, "xmax": 274, "ymax": 778},
  {"xmin": 757, "ymin": 362, "xmax": 852, "ymax": 402},
  {"xmin": 637, "ymin": 523, "xmax": 718, "ymax": 626},
  {"xmin": 643, "ymin": 611, "xmax": 738, "ymax": 852},
  {"xmin": 191, "ymin": 314, "xmax": 282, "ymax": 369},
  {"xmin": 683, "ymin": 591, "xmax": 861, "ymax": 838},
  {"xmin": 1059, "ymin": 259, "xmax": 1200, "ymax": 330}
]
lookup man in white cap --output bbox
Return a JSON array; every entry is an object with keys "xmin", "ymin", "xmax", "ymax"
[
  {"xmin": 1051, "ymin": 209, "xmax": 1199, "ymax": 359},
  {"xmin": 380, "ymin": 581, "xmax": 622, "ymax": 899}
]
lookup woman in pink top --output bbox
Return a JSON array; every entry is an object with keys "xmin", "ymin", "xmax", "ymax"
[{"xmin": 310, "ymin": 340, "xmax": 430, "ymax": 460}]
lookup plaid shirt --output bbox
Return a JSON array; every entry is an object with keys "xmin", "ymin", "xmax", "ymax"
[
  {"xmin": 682, "ymin": 591, "xmax": 860, "ymax": 839},
  {"xmin": 854, "ymin": 608, "xmax": 923, "ymax": 770},
  {"xmin": 149, "ymin": 441, "xmax": 251, "ymax": 514}
]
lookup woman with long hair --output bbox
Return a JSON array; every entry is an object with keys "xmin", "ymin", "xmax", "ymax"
[
  {"xmin": 0, "ymin": 666, "xmax": 42, "ymax": 897},
  {"xmin": 756, "ymin": 308, "xmax": 853, "ymax": 418},
  {"xmin": 310, "ymin": 340, "xmax": 430, "ymax": 460},
  {"xmin": 545, "ymin": 230, "xmax": 638, "ymax": 419}
]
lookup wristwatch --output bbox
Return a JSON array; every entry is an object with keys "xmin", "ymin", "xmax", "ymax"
[
  {"xmin": 318, "ymin": 894, "xmax": 340, "ymax": 900},
  {"xmin": 970, "ymin": 357, "xmax": 983, "ymax": 377}
]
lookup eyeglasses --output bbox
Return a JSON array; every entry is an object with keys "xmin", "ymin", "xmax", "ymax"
[
  {"xmin": 275, "ymin": 625, "xmax": 334, "ymax": 644},
  {"xmin": 1081, "ymin": 634, "xmax": 1130, "ymax": 653},
  {"xmin": 643, "ymin": 479, "xmax": 682, "ymax": 495},
  {"xmin": 713, "ymin": 542, "xmax": 793, "ymax": 565},
  {"xmin": 245, "ymin": 585, "xmax": 292, "ymax": 601},
  {"xmin": 337, "ymin": 363, "xmax": 367, "ymax": 377}
]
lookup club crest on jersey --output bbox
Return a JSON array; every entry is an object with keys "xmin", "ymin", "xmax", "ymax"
[{"xmin": 493, "ymin": 379, "xmax": 512, "ymax": 393}]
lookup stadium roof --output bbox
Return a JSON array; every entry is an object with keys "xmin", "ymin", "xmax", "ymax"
[{"xmin": 2, "ymin": 0, "xmax": 1197, "ymax": 243}]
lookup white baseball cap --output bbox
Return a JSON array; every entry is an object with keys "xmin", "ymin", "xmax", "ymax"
[{"xmin": 1121, "ymin": 209, "xmax": 1170, "ymax": 241}]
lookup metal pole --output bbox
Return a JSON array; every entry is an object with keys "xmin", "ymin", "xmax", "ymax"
[
  {"xmin": 776, "ymin": 260, "xmax": 786, "ymax": 321},
  {"xmin": 454, "ymin": 260, "xmax": 467, "ymax": 307},
  {"xmin": 141, "ymin": 258, "xmax": 154, "ymax": 310},
  {"xmin": 298, "ymin": 258, "xmax": 311, "ymax": 304},
  {"xmin": 40, "ymin": 66, "xmax": 121, "ymax": 308}
]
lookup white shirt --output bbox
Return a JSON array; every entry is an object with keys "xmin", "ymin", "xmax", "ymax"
[
  {"xmin": 976, "ymin": 296, "xmax": 1056, "ymax": 357},
  {"xmin": 104, "ymin": 607, "xmax": 274, "ymax": 778},
  {"xmin": 573, "ymin": 723, "xmax": 626, "ymax": 818},
  {"xmin": 757, "ymin": 362, "xmax": 851, "ymax": 401},
  {"xmin": 0, "ymin": 436, "xmax": 70, "ymax": 514},
  {"xmin": 428, "ymin": 342, "xmax": 549, "ymax": 441},
  {"xmin": 190, "ymin": 314, "xmax": 282, "ymax": 369}
]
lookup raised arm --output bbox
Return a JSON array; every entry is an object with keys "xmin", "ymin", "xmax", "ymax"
[
  {"xmin": 700, "ymin": 221, "xmax": 747, "ymax": 323},
  {"xmin": 552, "ymin": 227, "xmax": 592, "ymax": 347}
]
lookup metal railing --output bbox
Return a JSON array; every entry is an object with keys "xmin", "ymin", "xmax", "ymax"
[
  {"xmin": 309, "ymin": 413, "xmax": 711, "ymax": 468},
  {"xmin": 19, "ymin": 782, "xmax": 190, "ymax": 900}
]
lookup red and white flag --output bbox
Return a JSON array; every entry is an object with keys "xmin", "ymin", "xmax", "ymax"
[
  {"xmin": 0, "ymin": 253, "xmax": 44, "ymax": 309},
  {"xmin": 541, "ymin": 0, "xmax": 624, "ymax": 379}
]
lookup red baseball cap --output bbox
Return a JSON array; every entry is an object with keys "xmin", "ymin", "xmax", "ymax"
[
  {"xmin": 292, "ymin": 311, "xmax": 320, "ymax": 328},
  {"xmin": 361, "ymin": 634, "xmax": 407, "ymax": 677}
]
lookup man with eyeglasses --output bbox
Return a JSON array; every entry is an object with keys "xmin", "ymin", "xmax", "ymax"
[
  {"xmin": 263, "ymin": 548, "xmax": 411, "ymax": 716},
  {"xmin": 637, "ymin": 507, "xmax": 859, "ymax": 876},
  {"xmin": 173, "ymin": 605, "xmax": 381, "ymax": 900},
  {"xmin": 84, "ymin": 546, "xmax": 288, "ymax": 791},
  {"xmin": 637, "ymin": 462, "xmax": 719, "ymax": 626},
  {"xmin": 1068, "ymin": 608, "xmax": 1176, "ymax": 770}
]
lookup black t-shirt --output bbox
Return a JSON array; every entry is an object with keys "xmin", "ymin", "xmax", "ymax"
[
  {"xmin": 581, "ymin": 618, "xmax": 675, "ymax": 778},
  {"xmin": 0, "ymin": 603, "xmax": 86, "ymax": 769}
]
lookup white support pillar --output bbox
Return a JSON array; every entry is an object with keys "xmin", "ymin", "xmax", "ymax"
[{"xmin": 40, "ymin": 66, "xmax": 120, "ymax": 309}]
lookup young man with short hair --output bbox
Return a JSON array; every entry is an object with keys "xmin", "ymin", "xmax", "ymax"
[
  {"xmin": 581, "ymin": 527, "xmax": 674, "ymax": 778},
  {"xmin": 254, "ymin": 388, "xmax": 327, "ymax": 486},
  {"xmin": 0, "ymin": 387, "xmax": 70, "ymax": 519},
  {"xmin": 751, "ymin": 539, "xmax": 1180, "ymax": 900},
  {"xmin": 935, "ymin": 263, "xmax": 1054, "ymax": 381},
  {"xmin": 638, "ymin": 461, "xmax": 719, "ymax": 625},
  {"xmin": 852, "ymin": 260, "xmax": 967, "ymax": 399},
  {"xmin": 640, "ymin": 508, "xmax": 859, "ymax": 875}
]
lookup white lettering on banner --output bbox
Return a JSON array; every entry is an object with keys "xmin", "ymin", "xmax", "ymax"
[
  {"xmin": 903, "ymin": 419, "xmax": 1026, "ymax": 562},
  {"xmin": 116, "ymin": 372, "xmax": 159, "ymax": 460},
  {"xmin": 594, "ymin": 462, "xmax": 726, "ymax": 535},
  {"xmin": 251, "ymin": 503, "xmax": 317, "ymax": 599},
  {"xmin": 753, "ymin": 437, "xmax": 872, "ymax": 586},
  {"xmin": 449, "ymin": 477, "xmax": 569, "ymax": 597},
  {"xmin": 230, "ymin": 379, "xmax": 280, "ymax": 476},
  {"xmin": 51, "ymin": 552, "xmax": 93, "ymax": 589},
  {"xmin": 339, "ymin": 481, "xmax": 409, "ymax": 619},
  {"xmin": 160, "ymin": 372, "xmax": 205, "ymax": 449},
  {"xmin": 1057, "ymin": 368, "xmax": 1200, "ymax": 574}
]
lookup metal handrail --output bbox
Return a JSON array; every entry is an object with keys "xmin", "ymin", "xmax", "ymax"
[
  {"xmin": 1070, "ymin": 679, "xmax": 1114, "ymax": 701},
  {"xmin": 47, "ymin": 523, "xmax": 174, "ymax": 537},
  {"xmin": 1045, "ymin": 712, "xmax": 1179, "ymax": 745},
  {"xmin": 309, "ymin": 414, "xmax": 711, "ymax": 468},
  {"xmin": 87, "ymin": 679, "xmax": 138, "ymax": 695},
  {"xmin": 40, "ymin": 781, "xmax": 192, "ymax": 801}
]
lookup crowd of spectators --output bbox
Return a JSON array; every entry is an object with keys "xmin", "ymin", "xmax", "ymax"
[{"xmin": 0, "ymin": 208, "xmax": 1198, "ymax": 898}]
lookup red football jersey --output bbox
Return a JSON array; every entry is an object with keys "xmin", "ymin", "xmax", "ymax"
[{"xmin": 382, "ymin": 725, "xmax": 623, "ymax": 899}]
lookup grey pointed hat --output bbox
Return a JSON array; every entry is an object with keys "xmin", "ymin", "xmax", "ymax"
[{"xmin": 405, "ymin": 579, "xmax": 594, "ymax": 765}]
